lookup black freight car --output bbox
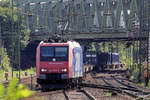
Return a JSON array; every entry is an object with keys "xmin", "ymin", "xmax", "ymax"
[
  {"xmin": 84, "ymin": 51, "xmax": 98, "ymax": 65},
  {"xmin": 111, "ymin": 53, "xmax": 119, "ymax": 68},
  {"xmin": 83, "ymin": 51, "xmax": 106, "ymax": 72},
  {"xmin": 96, "ymin": 53, "xmax": 108, "ymax": 71},
  {"xmin": 83, "ymin": 51, "xmax": 120, "ymax": 72}
]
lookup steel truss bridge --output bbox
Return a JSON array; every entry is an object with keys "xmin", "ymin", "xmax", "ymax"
[
  {"xmin": 0, "ymin": 0, "xmax": 149, "ymax": 61},
  {"xmin": 0, "ymin": 0, "xmax": 149, "ymax": 60},
  {"xmin": 11, "ymin": 0, "xmax": 150, "ymax": 60},
  {"xmin": 9, "ymin": 0, "xmax": 146, "ymax": 41},
  {"xmin": 0, "ymin": 0, "xmax": 150, "ymax": 69},
  {"xmin": 0, "ymin": 0, "xmax": 150, "ymax": 83}
]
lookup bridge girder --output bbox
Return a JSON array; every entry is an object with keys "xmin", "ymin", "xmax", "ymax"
[{"xmin": 13, "ymin": 0, "xmax": 140, "ymax": 41}]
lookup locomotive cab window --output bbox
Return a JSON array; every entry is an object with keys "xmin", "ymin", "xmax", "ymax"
[
  {"xmin": 40, "ymin": 47, "xmax": 54, "ymax": 57},
  {"xmin": 55, "ymin": 47, "xmax": 68, "ymax": 57},
  {"xmin": 40, "ymin": 46, "xmax": 68, "ymax": 61}
]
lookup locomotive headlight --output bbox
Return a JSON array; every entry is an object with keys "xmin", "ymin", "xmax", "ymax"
[
  {"xmin": 41, "ymin": 68, "xmax": 47, "ymax": 72},
  {"xmin": 61, "ymin": 68, "xmax": 67, "ymax": 72}
]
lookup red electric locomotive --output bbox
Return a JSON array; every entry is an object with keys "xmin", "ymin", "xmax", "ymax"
[{"xmin": 36, "ymin": 41, "xmax": 83, "ymax": 88}]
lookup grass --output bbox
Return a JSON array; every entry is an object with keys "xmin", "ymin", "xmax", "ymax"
[{"xmin": 104, "ymin": 92, "xmax": 112, "ymax": 97}]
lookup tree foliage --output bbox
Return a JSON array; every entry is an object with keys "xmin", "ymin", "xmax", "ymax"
[
  {"xmin": 0, "ymin": 0, "xmax": 30, "ymax": 69},
  {"xmin": 0, "ymin": 47, "xmax": 11, "ymax": 72},
  {"xmin": 0, "ymin": 78, "xmax": 33, "ymax": 100}
]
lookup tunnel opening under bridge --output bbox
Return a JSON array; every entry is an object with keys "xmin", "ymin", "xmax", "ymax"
[{"xmin": 21, "ymin": 40, "xmax": 41, "ymax": 70}]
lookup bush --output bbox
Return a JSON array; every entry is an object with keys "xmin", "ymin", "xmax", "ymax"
[{"xmin": 0, "ymin": 78, "xmax": 33, "ymax": 100}]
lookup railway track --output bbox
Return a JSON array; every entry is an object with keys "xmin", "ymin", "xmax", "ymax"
[
  {"xmin": 90, "ymin": 74, "xmax": 150, "ymax": 99},
  {"xmin": 3, "ymin": 70, "xmax": 149, "ymax": 100},
  {"xmin": 63, "ymin": 89, "xmax": 96, "ymax": 100},
  {"xmin": 33, "ymin": 90, "xmax": 63, "ymax": 97},
  {"xmin": 29, "ymin": 88, "xmax": 97, "ymax": 100},
  {"xmin": 110, "ymin": 75, "xmax": 150, "ymax": 94},
  {"xmin": 111, "ymin": 75, "xmax": 141, "ymax": 90}
]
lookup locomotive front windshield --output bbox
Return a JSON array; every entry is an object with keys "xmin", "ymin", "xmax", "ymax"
[{"xmin": 40, "ymin": 46, "xmax": 68, "ymax": 61}]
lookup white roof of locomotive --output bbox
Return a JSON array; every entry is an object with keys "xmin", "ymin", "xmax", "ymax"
[
  {"xmin": 39, "ymin": 41, "xmax": 81, "ymax": 48},
  {"xmin": 67, "ymin": 41, "xmax": 81, "ymax": 48}
]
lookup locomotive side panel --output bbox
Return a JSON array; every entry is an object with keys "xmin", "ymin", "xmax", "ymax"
[
  {"xmin": 72, "ymin": 47, "xmax": 83, "ymax": 78},
  {"xmin": 68, "ymin": 46, "xmax": 73, "ymax": 78},
  {"xmin": 36, "ymin": 45, "xmax": 40, "ymax": 78}
]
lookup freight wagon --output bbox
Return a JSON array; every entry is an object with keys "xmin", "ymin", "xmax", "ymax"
[{"xmin": 83, "ymin": 51, "xmax": 120, "ymax": 72}]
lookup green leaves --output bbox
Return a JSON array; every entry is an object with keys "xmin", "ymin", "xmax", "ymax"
[
  {"xmin": 0, "ymin": 83, "xmax": 6, "ymax": 100},
  {"xmin": 0, "ymin": 78, "xmax": 33, "ymax": 100},
  {"xmin": 17, "ymin": 84, "xmax": 33, "ymax": 98},
  {"xmin": 7, "ymin": 78, "xmax": 18, "ymax": 100},
  {"xmin": 0, "ymin": 0, "xmax": 30, "ymax": 69},
  {"xmin": 0, "ymin": 47, "xmax": 10, "ymax": 72}
]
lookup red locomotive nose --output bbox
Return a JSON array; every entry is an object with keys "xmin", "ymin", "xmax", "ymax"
[
  {"xmin": 39, "ymin": 61, "xmax": 68, "ymax": 74},
  {"xmin": 36, "ymin": 41, "xmax": 83, "ymax": 87}
]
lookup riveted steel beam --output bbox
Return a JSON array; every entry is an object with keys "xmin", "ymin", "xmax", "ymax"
[
  {"xmin": 12, "ymin": 0, "xmax": 143, "ymax": 41},
  {"xmin": 114, "ymin": 0, "xmax": 123, "ymax": 30}
]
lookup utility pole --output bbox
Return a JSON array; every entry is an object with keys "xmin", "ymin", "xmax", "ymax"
[
  {"xmin": 146, "ymin": 0, "xmax": 150, "ymax": 86},
  {"xmin": 16, "ymin": 0, "xmax": 21, "ymax": 81},
  {"xmin": 11, "ymin": 0, "xmax": 14, "ymax": 78},
  {"xmin": 0, "ymin": 17, "xmax": 2, "ymax": 66},
  {"xmin": 138, "ymin": 0, "xmax": 144, "ymax": 83},
  {"xmin": 0, "ymin": 20, "xmax": 1, "ymax": 46}
]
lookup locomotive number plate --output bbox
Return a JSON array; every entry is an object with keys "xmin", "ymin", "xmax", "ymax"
[
  {"xmin": 61, "ymin": 74, "xmax": 68, "ymax": 79},
  {"xmin": 39, "ymin": 74, "xmax": 46, "ymax": 79}
]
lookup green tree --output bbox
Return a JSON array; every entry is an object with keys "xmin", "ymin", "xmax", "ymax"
[
  {"xmin": 0, "ymin": 78, "xmax": 33, "ymax": 100},
  {"xmin": 0, "ymin": 47, "xmax": 11, "ymax": 72},
  {"xmin": 0, "ymin": 0, "xmax": 30, "ymax": 69}
]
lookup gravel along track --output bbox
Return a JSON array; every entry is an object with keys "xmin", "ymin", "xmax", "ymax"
[
  {"xmin": 26, "ymin": 89, "xmax": 96, "ymax": 100},
  {"xmin": 88, "ymin": 72, "xmax": 150, "ymax": 99},
  {"xmin": 63, "ymin": 89, "xmax": 96, "ymax": 100},
  {"xmin": 34, "ymin": 90, "xmax": 66, "ymax": 100},
  {"xmin": 112, "ymin": 75, "xmax": 150, "ymax": 93},
  {"xmin": 24, "ymin": 89, "xmax": 66, "ymax": 100},
  {"xmin": 102, "ymin": 75, "xmax": 150, "ymax": 97},
  {"xmin": 83, "ymin": 87, "xmax": 135, "ymax": 100}
]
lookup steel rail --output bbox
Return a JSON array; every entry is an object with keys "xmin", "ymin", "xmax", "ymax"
[
  {"xmin": 63, "ymin": 90, "xmax": 69, "ymax": 100},
  {"xmin": 79, "ymin": 89, "xmax": 97, "ymax": 100},
  {"xmin": 63, "ymin": 89, "xmax": 96, "ymax": 100},
  {"xmin": 101, "ymin": 76, "xmax": 150, "ymax": 97},
  {"xmin": 111, "ymin": 75, "xmax": 150, "ymax": 95},
  {"xmin": 80, "ymin": 83, "xmax": 138, "ymax": 98},
  {"xmin": 111, "ymin": 75, "xmax": 140, "ymax": 90}
]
